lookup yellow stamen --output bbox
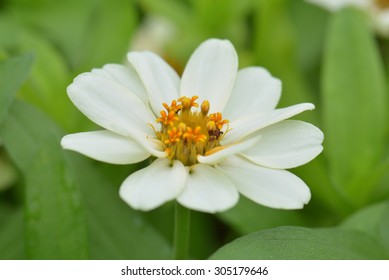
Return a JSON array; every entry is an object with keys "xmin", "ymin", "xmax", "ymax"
[
  {"xmin": 178, "ymin": 96, "xmax": 199, "ymax": 110},
  {"xmin": 165, "ymin": 127, "xmax": 182, "ymax": 144},
  {"xmin": 183, "ymin": 126, "xmax": 207, "ymax": 143},
  {"xmin": 163, "ymin": 100, "xmax": 182, "ymax": 113},
  {"xmin": 177, "ymin": 122, "xmax": 187, "ymax": 132},
  {"xmin": 207, "ymin": 120, "xmax": 216, "ymax": 131},
  {"xmin": 201, "ymin": 100, "xmax": 210, "ymax": 115},
  {"xmin": 156, "ymin": 110, "xmax": 178, "ymax": 126},
  {"xmin": 209, "ymin": 112, "xmax": 229, "ymax": 130},
  {"xmin": 153, "ymin": 96, "xmax": 229, "ymax": 166}
]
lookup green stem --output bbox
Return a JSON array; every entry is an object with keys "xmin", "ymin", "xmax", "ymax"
[{"xmin": 173, "ymin": 202, "xmax": 190, "ymax": 260}]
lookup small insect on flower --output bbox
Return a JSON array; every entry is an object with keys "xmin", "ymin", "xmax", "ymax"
[{"xmin": 61, "ymin": 38, "xmax": 323, "ymax": 213}]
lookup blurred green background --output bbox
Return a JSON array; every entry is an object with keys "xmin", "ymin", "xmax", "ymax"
[{"xmin": 0, "ymin": 0, "xmax": 389, "ymax": 260}]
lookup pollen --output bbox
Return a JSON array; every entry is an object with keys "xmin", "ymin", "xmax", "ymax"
[{"xmin": 154, "ymin": 96, "xmax": 229, "ymax": 166}]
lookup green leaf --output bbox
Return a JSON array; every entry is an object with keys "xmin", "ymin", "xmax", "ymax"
[
  {"xmin": 74, "ymin": 0, "xmax": 138, "ymax": 72},
  {"xmin": 69, "ymin": 156, "xmax": 172, "ymax": 259},
  {"xmin": 0, "ymin": 152, "xmax": 17, "ymax": 191},
  {"xmin": 5, "ymin": 0, "xmax": 137, "ymax": 72},
  {"xmin": 0, "ymin": 2, "xmax": 136, "ymax": 131},
  {"xmin": 17, "ymin": 34, "xmax": 75, "ymax": 131},
  {"xmin": 0, "ymin": 20, "xmax": 76, "ymax": 131},
  {"xmin": 373, "ymin": 162, "xmax": 389, "ymax": 201},
  {"xmin": 1, "ymin": 100, "xmax": 172, "ymax": 259},
  {"xmin": 293, "ymin": 156, "xmax": 354, "ymax": 218},
  {"xmin": 218, "ymin": 197, "xmax": 308, "ymax": 235},
  {"xmin": 0, "ymin": 101, "xmax": 89, "ymax": 259},
  {"xmin": 322, "ymin": 8, "xmax": 387, "ymax": 205},
  {"xmin": 290, "ymin": 0, "xmax": 328, "ymax": 87},
  {"xmin": 0, "ymin": 54, "xmax": 33, "ymax": 125},
  {"xmin": 340, "ymin": 200, "xmax": 389, "ymax": 255},
  {"xmin": 210, "ymin": 226, "xmax": 387, "ymax": 260},
  {"xmin": 254, "ymin": 0, "xmax": 316, "ymax": 120},
  {"xmin": 191, "ymin": 0, "xmax": 251, "ymax": 40},
  {"xmin": 0, "ymin": 206, "xmax": 25, "ymax": 259},
  {"xmin": 0, "ymin": 100, "xmax": 60, "ymax": 170},
  {"xmin": 25, "ymin": 134, "xmax": 88, "ymax": 259}
]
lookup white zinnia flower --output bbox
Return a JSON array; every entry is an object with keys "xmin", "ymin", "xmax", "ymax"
[
  {"xmin": 61, "ymin": 39, "xmax": 323, "ymax": 213},
  {"xmin": 307, "ymin": 0, "xmax": 389, "ymax": 37}
]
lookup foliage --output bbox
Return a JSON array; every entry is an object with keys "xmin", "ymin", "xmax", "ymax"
[{"xmin": 1, "ymin": 0, "xmax": 389, "ymax": 260}]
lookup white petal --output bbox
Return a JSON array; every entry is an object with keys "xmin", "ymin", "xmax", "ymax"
[
  {"xmin": 127, "ymin": 51, "xmax": 180, "ymax": 116},
  {"xmin": 197, "ymin": 135, "xmax": 260, "ymax": 165},
  {"xmin": 92, "ymin": 64, "xmax": 148, "ymax": 104},
  {"xmin": 67, "ymin": 73, "xmax": 166, "ymax": 157},
  {"xmin": 306, "ymin": 0, "xmax": 368, "ymax": 11},
  {"xmin": 217, "ymin": 156, "xmax": 311, "ymax": 209},
  {"xmin": 180, "ymin": 39, "xmax": 238, "ymax": 112},
  {"xmin": 143, "ymin": 138, "xmax": 168, "ymax": 158},
  {"xmin": 68, "ymin": 72, "xmax": 154, "ymax": 137},
  {"xmin": 242, "ymin": 120, "xmax": 323, "ymax": 169},
  {"xmin": 61, "ymin": 130, "xmax": 150, "ymax": 164},
  {"xmin": 177, "ymin": 164, "xmax": 238, "ymax": 213},
  {"xmin": 223, "ymin": 67, "xmax": 281, "ymax": 122},
  {"xmin": 119, "ymin": 158, "xmax": 187, "ymax": 211},
  {"xmin": 222, "ymin": 103, "xmax": 315, "ymax": 145}
]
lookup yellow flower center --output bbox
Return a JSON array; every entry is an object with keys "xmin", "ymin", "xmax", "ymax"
[
  {"xmin": 376, "ymin": 0, "xmax": 389, "ymax": 9},
  {"xmin": 154, "ymin": 96, "xmax": 229, "ymax": 166}
]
